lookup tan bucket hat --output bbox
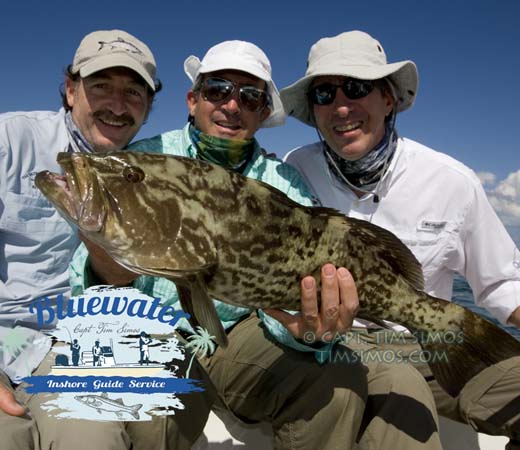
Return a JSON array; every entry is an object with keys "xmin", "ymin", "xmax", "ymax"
[{"xmin": 281, "ymin": 30, "xmax": 418, "ymax": 126}]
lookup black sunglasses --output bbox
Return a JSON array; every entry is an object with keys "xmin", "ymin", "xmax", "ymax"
[
  {"xmin": 308, "ymin": 78, "xmax": 376, "ymax": 105},
  {"xmin": 199, "ymin": 77, "xmax": 270, "ymax": 112}
]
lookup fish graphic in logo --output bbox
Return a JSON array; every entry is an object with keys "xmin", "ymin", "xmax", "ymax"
[
  {"xmin": 75, "ymin": 393, "xmax": 142, "ymax": 419},
  {"xmin": 97, "ymin": 37, "xmax": 143, "ymax": 54}
]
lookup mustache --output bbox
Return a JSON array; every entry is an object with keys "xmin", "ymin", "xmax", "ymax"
[{"xmin": 94, "ymin": 110, "xmax": 135, "ymax": 126}]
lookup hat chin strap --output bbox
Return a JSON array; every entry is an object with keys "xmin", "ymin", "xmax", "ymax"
[{"xmin": 317, "ymin": 110, "xmax": 397, "ymax": 204}]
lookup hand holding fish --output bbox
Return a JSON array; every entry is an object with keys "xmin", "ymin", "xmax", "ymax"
[
  {"xmin": 80, "ymin": 232, "xmax": 138, "ymax": 287},
  {"xmin": 264, "ymin": 265, "xmax": 359, "ymax": 344},
  {"xmin": 0, "ymin": 378, "xmax": 26, "ymax": 416}
]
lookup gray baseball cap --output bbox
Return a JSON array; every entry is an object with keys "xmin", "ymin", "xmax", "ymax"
[
  {"xmin": 71, "ymin": 29, "xmax": 157, "ymax": 91},
  {"xmin": 282, "ymin": 31, "xmax": 418, "ymax": 126}
]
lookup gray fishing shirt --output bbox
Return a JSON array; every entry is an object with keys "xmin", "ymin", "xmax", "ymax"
[{"xmin": 0, "ymin": 109, "xmax": 77, "ymax": 382}]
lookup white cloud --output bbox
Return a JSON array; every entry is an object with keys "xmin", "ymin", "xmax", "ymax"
[
  {"xmin": 495, "ymin": 171, "xmax": 520, "ymax": 198},
  {"xmin": 485, "ymin": 170, "xmax": 520, "ymax": 227},
  {"xmin": 477, "ymin": 171, "xmax": 497, "ymax": 187}
]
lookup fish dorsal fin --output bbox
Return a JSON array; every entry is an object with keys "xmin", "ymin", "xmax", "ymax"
[
  {"xmin": 343, "ymin": 216, "xmax": 425, "ymax": 291},
  {"xmin": 176, "ymin": 276, "xmax": 227, "ymax": 348},
  {"xmin": 100, "ymin": 392, "xmax": 109, "ymax": 399}
]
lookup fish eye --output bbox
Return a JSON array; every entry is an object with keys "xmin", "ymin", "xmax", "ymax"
[{"xmin": 123, "ymin": 166, "xmax": 145, "ymax": 183}]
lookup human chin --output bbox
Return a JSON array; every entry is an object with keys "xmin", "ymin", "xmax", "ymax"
[
  {"xmin": 331, "ymin": 138, "xmax": 372, "ymax": 161},
  {"xmin": 90, "ymin": 131, "xmax": 131, "ymax": 153},
  {"xmin": 96, "ymin": 124, "xmax": 137, "ymax": 150}
]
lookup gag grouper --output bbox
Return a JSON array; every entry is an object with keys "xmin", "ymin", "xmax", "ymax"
[{"xmin": 36, "ymin": 151, "xmax": 520, "ymax": 397}]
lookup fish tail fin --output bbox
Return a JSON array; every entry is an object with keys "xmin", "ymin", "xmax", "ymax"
[
  {"xmin": 131, "ymin": 404, "xmax": 143, "ymax": 420},
  {"xmin": 418, "ymin": 296, "xmax": 520, "ymax": 397}
]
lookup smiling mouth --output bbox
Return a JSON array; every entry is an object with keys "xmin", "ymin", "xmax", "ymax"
[
  {"xmin": 98, "ymin": 117, "xmax": 128, "ymax": 127},
  {"xmin": 94, "ymin": 111, "xmax": 134, "ymax": 128},
  {"xmin": 215, "ymin": 121, "xmax": 241, "ymax": 131},
  {"xmin": 334, "ymin": 122, "xmax": 362, "ymax": 133}
]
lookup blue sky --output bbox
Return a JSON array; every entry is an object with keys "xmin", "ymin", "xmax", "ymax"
[{"xmin": 2, "ymin": 0, "xmax": 519, "ymax": 228}]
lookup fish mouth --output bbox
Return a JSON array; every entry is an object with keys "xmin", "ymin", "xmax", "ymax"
[{"xmin": 35, "ymin": 152, "xmax": 107, "ymax": 232}]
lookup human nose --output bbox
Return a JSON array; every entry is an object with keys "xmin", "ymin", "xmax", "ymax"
[
  {"xmin": 106, "ymin": 89, "xmax": 128, "ymax": 115},
  {"xmin": 221, "ymin": 90, "xmax": 241, "ymax": 113},
  {"xmin": 332, "ymin": 88, "xmax": 355, "ymax": 117}
]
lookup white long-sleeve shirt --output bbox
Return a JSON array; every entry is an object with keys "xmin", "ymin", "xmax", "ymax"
[{"xmin": 285, "ymin": 137, "xmax": 520, "ymax": 327}]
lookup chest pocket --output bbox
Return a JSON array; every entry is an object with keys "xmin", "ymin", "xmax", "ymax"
[
  {"xmin": 398, "ymin": 220, "xmax": 459, "ymax": 277},
  {"xmin": 0, "ymin": 191, "xmax": 72, "ymax": 236}
]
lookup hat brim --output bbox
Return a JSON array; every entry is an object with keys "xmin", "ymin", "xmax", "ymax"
[
  {"xmin": 78, "ymin": 53, "xmax": 156, "ymax": 91},
  {"xmin": 183, "ymin": 55, "xmax": 285, "ymax": 128},
  {"xmin": 281, "ymin": 60, "xmax": 418, "ymax": 126}
]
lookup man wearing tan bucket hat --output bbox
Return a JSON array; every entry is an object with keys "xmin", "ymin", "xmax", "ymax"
[
  {"xmin": 0, "ymin": 29, "xmax": 170, "ymax": 449},
  {"xmin": 281, "ymin": 30, "xmax": 520, "ymax": 449}
]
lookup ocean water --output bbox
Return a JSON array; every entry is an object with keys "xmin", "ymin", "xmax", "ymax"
[{"xmin": 451, "ymin": 225, "xmax": 520, "ymax": 340}]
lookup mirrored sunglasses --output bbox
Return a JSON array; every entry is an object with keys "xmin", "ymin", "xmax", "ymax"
[
  {"xmin": 200, "ymin": 77, "xmax": 270, "ymax": 112},
  {"xmin": 308, "ymin": 78, "xmax": 376, "ymax": 105}
]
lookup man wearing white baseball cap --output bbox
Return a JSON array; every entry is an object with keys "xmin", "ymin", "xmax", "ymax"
[
  {"xmin": 281, "ymin": 30, "xmax": 520, "ymax": 449},
  {"xmin": 0, "ymin": 29, "xmax": 164, "ymax": 449},
  {"xmin": 71, "ymin": 40, "xmax": 368, "ymax": 450}
]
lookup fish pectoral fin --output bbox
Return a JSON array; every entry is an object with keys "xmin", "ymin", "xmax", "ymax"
[
  {"xmin": 126, "ymin": 262, "xmax": 218, "ymax": 280},
  {"xmin": 177, "ymin": 285, "xmax": 200, "ymax": 331},
  {"xmin": 176, "ymin": 277, "xmax": 228, "ymax": 348}
]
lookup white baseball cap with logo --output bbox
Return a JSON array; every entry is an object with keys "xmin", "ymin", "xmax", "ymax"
[
  {"xmin": 184, "ymin": 40, "xmax": 285, "ymax": 128},
  {"xmin": 71, "ymin": 29, "xmax": 157, "ymax": 91}
]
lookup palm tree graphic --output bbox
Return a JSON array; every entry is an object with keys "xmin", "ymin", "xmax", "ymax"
[{"xmin": 184, "ymin": 326, "xmax": 215, "ymax": 378}]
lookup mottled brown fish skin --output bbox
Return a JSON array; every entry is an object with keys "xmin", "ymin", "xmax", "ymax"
[{"xmin": 36, "ymin": 151, "xmax": 520, "ymax": 397}]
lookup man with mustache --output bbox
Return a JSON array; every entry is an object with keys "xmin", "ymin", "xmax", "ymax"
[
  {"xmin": 71, "ymin": 40, "xmax": 373, "ymax": 450},
  {"xmin": 0, "ymin": 29, "xmax": 169, "ymax": 450}
]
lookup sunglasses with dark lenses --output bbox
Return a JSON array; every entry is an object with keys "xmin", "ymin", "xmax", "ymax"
[
  {"xmin": 200, "ymin": 77, "xmax": 270, "ymax": 112},
  {"xmin": 308, "ymin": 78, "xmax": 376, "ymax": 105}
]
